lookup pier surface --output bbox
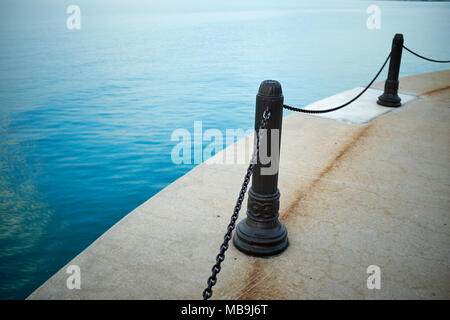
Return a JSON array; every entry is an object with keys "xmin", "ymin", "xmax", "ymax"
[{"xmin": 29, "ymin": 70, "xmax": 450, "ymax": 299}]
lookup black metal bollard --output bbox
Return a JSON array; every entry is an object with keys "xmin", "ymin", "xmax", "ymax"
[
  {"xmin": 377, "ymin": 33, "xmax": 404, "ymax": 107},
  {"xmin": 233, "ymin": 80, "xmax": 289, "ymax": 257}
]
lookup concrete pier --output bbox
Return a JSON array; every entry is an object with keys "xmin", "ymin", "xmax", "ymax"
[{"xmin": 29, "ymin": 70, "xmax": 450, "ymax": 299}]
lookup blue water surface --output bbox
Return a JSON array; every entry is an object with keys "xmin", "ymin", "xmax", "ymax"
[{"xmin": 0, "ymin": 0, "xmax": 449, "ymax": 299}]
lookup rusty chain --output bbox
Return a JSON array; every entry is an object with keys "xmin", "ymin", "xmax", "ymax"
[{"xmin": 202, "ymin": 107, "xmax": 271, "ymax": 300}]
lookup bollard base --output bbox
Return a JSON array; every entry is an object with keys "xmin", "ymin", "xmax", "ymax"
[
  {"xmin": 233, "ymin": 218, "xmax": 289, "ymax": 257},
  {"xmin": 377, "ymin": 93, "xmax": 402, "ymax": 108}
]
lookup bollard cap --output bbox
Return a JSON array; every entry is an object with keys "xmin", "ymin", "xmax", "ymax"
[
  {"xmin": 393, "ymin": 33, "xmax": 404, "ymax": 43},
  {"xmin": 258, "ymin": 80, "xmax": 283, "ymax": 98}
]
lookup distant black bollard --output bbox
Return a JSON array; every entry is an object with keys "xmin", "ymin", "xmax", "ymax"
[
  {"xmin": 233, "ymin": 80, "xmax": 289, "ymax": 257},
  {"xmin": 377, "ymin": 33, "xmax": 404, "ymax": 107}
]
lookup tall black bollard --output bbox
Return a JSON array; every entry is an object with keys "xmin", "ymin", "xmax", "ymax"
[
  {"xmin": 377, "ymin": 33, "xmax": 404, "ymax": 107},
  {"xmin": 233, "ymin": 80, "xmax": 289, "ymax": 257}
]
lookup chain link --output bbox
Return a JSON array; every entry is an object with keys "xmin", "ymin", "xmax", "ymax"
[{"xmin": 202, "ymin": 107, "xmax": 271, "ymax": 300}]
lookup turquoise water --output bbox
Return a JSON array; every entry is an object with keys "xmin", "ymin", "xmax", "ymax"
[{"xmin": 0, "ymin": 0, "xmax": 449, "ymax": 299}]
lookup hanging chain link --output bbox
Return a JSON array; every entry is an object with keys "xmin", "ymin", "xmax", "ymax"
[
  {"xmin": 283, "ymin": 52, "xmax": 391, "ymax": 114},
  {"xmin": 403, "ymin": 45, "xmax": 450, "ymax": 63},
  {"xmin": 202, "ymin": 107, "xmax": 271, "ymax": 300}
]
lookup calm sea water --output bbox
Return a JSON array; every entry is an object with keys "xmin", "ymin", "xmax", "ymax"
[{"xmin": 0, "ymin": 0, "xmax": 449, "ymax": 299}]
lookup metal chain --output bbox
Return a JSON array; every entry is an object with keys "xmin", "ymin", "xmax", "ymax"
[
  {"xmin": 202, "ymin": 107, "xmax": 271, "ymax": 300},
  {"xmin": 403, "ymin": 45, "xmax": 450, "ymax": 63},
  {"xmin": 283, "ymin": 52, "xmax": 391, "ymax": 114}
]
